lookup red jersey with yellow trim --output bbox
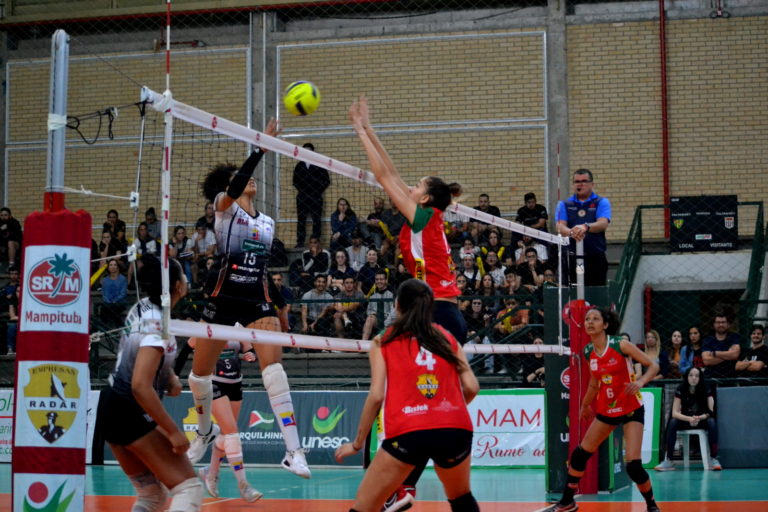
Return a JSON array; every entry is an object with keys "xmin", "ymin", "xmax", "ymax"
[
  {"xmin": 380, "ymin": 324, "xmax": 472, "ymax": 439},
  {"xmin": 584, "ymin": 336, "xmax": 642, "ymax": 417},
  {"xmin": 399, "ymin": 206, "xmax": 460, "ymax": 299}
]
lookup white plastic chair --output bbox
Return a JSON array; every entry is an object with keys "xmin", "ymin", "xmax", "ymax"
[{"xmin": 678, "ymin": 429, "xmax": 710, "ymax": 470}]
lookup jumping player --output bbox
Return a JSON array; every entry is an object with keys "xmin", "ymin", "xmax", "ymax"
[
  {"xmin": 99, "ymin": 258, "xmax": 203, "ymax": 512},
  {"xmin": 335, "ymin": 279, "xmax": 480, "ymax": 512},
  {"xmin": 546, "ymin": 307, "xmax": 661, "ymax": 512},
  {"xmin": 350, "ymin": 96, "xmax": 468, "ymax": 511},
  {"xmin": 187, "ymin": 118, "xmax": 310, "ymax": 479}
]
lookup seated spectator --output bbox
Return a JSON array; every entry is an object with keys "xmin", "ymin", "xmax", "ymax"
[
  {"xmin": 271, "ymin": 272, "xmax": 296, "ymax": 331},
  {"xmin": 356, "ymin": 248, "xmax": 385, "ymax": 296},
  {"xmin": 299, "ymin": 236, "xmax": 331, "ymax": 290},
  {"xmin": 455, "ymin": 273, "xmax": 473, "ymax": 312},
  {"xmin": 300, "ymin": 274, "xmax": 335, "ymax": 336},
  {"xmin": 444, "ymin": 206, "xmax": 471, "ymax": 244},
  {"xmin": 483, "ymin": 250, "xmax": 506, "ymax": 289},
  {"xmin": 329, "ymin": 249, "xmax": 356, "ymax": 290},
  {"xmin": 362, "ymin": 270, "xmax": 394, "ymax": 340},
  {"xmin": 470, "ymin": 193, "xmax": 501, "ymax": 244},
  {"xmin": 494, "ymin": 296, "xmax": 530, "ymax": 338},
  {"xmin": 102, "ymin": 209, "xmax": 127, "ymax": 250},
  {"xmin": 332, "ymin": 276, "xmax": 366, "ymax": 338},
  {"xmin": 191, "ymin": 219, "xmax": 217, "ymax": 284},
  {"xmin": 464, "ymin": 298, "xmax": 493, "ymax": 373},
  {"xmin": 98, "ymin": 230, "xmax": 124, "ymax": 270},
  {"xmin": 459, "ymin": 238, "xmax": 480, "ymax": 261},
  {"xmin": 735, "ymin": 324, "xmax": 768, "ymax": 378},
  {"xmin": 501, "ymin": 267, "xmax": 529, "ymax": 298},
  {"xmin": 667, "ymin": 330, "xmax": 685, "ymax": 379},
  {"xmin": 702, "ymin": 312, "xmax": 741, "ymax": 379},
  {"xmin": 197, "ymin": 256, "xmax": 216, "ymax": 290},
  {"xmin": 0, "ymin": 207, "xmax": 22, "ymax": 267},
  {"xmin": 360, "ymin": 196, "xmax": 385, "ymax": 248},
  {"xmin": 635, "ymin": 330, "xmax": 669, "ymax": 380},
  {"xmin": 680, "ymin": 326, "xmax": 705, "ymax": 374},
  {"xmin": 390, "ymin": 261, "xmax": 412, "ymax": 291},
  {"xmin": 521, "ymin": 336, "xmax": 546, "ymax": 387},
  {"xmin": 514, "ymin": 235, "xmax": 549, "ymax": 265},
  {"xmin": 477, "ymin": 273, "xmax": 501, "ymax": 312},
  {"xmin": 655, "ymin": 367, "xmax": 720, "ymax": 471},
  {"xmin": 379, "ymin": 199, "xmax": 406, "ymax": 258},
  {"xmin": 127, "ymin": 222, "xmax": 159, "ymax": 287},
  {"xmin": 100, "ymin": 258, "xmax": 128, "ymax": 329},
  {"xmin": 3, "ymin": 265, "xmax": 19, "ymax": 304},
  {"xmin": 479, "ymin": 229, "xmax": 506, "ymax": 261},
  {"xmin": 5, "ymin": 284, "xmax": 19, "ymax": 355},
  {"xmin": 459, "ymin": 253, "xmax": 481, "ymax": 291},
  {"xmin": 144, "ymin": 207, "xmax": 161, "ymax": 241},
  {"xmin": 517, "ymin": 248, "xmax": 545, "ymax": 292},
  {"xmin": 515, "ymin": 192, "xmax": 549, "ymax": 233},
  {"xmin": 347, "ymin": 230, "xmax": 367, "ymax": 272},
  {"xmin": 168, "ymin": 225, "xmax": 194, "ymax": 284},
  {"xmin": 197, "ymin": 201, "xmax": 215, "ymax": 232},
  {"xmin": 330, "ymin": 197, "xmax": 358, "ymax": 251}
]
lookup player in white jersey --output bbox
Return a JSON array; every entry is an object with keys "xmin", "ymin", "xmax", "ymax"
[
  {"xmin": 99, "ymin": 258, "xmax": 203, "ymax": 512},
  {"xmin": 187, "ymin": 118, "xmax": 311, "ymax": 479}
]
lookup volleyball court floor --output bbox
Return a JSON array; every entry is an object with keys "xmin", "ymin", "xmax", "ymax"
[{"xmin": 1, "ymin": 463, "xmax": 766, "ymax": 511}]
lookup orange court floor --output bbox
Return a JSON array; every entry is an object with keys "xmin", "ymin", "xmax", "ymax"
[{"xmin": 1, "ymin": 464, "xmax": 767, "ymax": 511}]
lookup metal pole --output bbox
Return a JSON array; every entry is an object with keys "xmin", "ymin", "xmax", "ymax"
[
  {"xmin": 575, "ymin": 239, "xmax": 585, "ymax": 300},
  {"xmin": 45, "ymin": 29, "xmax": 69, "ymax": 212}
]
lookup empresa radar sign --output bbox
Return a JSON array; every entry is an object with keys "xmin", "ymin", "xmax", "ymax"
[{"xmin": 20, "ymin": 246, "xmax": 90, "ymax": 334}]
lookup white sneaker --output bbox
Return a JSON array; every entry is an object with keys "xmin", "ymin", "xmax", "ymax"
[
  {"xmin": 281, "ymin": 449, "xmax": 311, "ymax": 479},
  {"xmin": 198, "ymin": 466, "xmax": 219, "ymax": 498},
  {"xmin": 654, "ymin": 458, "xmax": 675, "ymax": 471},
  {"xmin": 187, "ymin": 424, "xmax": 220, "ymax": 464},
  {"xmin": 238, "ymin": 481, "xmax": 263, "ymax": 502},
  {"xmin": 710, "ymin": 457, "xmax": 722, "ymax": 471}
]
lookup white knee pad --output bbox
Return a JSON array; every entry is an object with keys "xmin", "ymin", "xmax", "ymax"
[
  {"xmin": 214, "ymin": 432, "xmax": 226, "ymax": 451},
  {"xmin": 168, "ymin": 477, "xmax": 202, "ymax": 512},
  {"xmin": 129, "ymin": 472, "xmax": 168, "ymax": 512},
  {"xmin": 223, "ymin": 432, "xmax": 242, "ymax": 455},
  {"xmin": 263, "ymin": 363, "xmax": 290, "ymax": 398},
  {"xmin": 187, "ymin": 372, "xmax": 212, "ymax": 399}
]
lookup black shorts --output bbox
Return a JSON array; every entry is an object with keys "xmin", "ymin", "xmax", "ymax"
[
  {"xmin": 596, "ymin": 405, "xmax": 645, "ymax": 426},
  {"xmin": 381, "ymin": 428, "xmax": 473, "ymax": 469},
  {"xmin": 99, "ymin": 387, "xmax": 157, "ymax": 446},
  {"xmin": 202, "ymin": 296, "xmax": 277, "ymax": 327},
  {"xmin": 433, "ymin": 301, "xmax": 468, "ymax": 345},
  {"xmin": 212, "ymin": 380, "xmax": 243, "ymax": 402}
]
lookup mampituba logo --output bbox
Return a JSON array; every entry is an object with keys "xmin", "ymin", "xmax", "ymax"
[{"xmin": 28, "ymin": 253, "xmax": 82, "ymax": 307}]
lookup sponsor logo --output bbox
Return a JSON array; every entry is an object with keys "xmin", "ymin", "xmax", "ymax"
[
  {"xmin": 312, "ymin": 405, "xmax": 345, "ymax": 434},
  {"xmin": 416, "ymin": 374, "xmax": 439, "ymax": 399},
  {"xmin": 24, "ymin": 481, "xmax": 75, "ymax": 512},
  {"xmin": 248, "ymin": 410, "xmax": 275, "ymax": 430},
  {"xmin": 28, "ymin": 253, "xmax": 82, "ymax": 307},
  {"xmin": 673, "ymin": 219, "xmax": 684, "ymax": 229},
  {"xmin": 724, "ymin": 216, "xmax": 734, "ymax": 229},
  {"xmin": 601, "ymin": 375, "xmax": 613, "ymax": 385},
  {"xmin": 695, "ymin": 233, "xmax": 712, "ymax": 240},
  {"xmin": 24, "ymin": 364, "xmax": 82, "ymax": 444},
  {"xmin": 181, "ymin": 408, "xmax": 219, "ymax": 441},
  {"xmin": 560, "ymin": 368, "xmax": 570, "ymax": 390},
  {"xmin": 402, "ymin": 404, "xmax": 428, "ymax": 415}
]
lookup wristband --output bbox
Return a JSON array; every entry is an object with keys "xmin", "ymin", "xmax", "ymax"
[{"xmin": 584, "ymin": 223, "xmax": 590, "ymax": 233}]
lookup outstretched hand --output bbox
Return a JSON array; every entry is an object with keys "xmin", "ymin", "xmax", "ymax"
[
  {"xmin": 260, "ymin": 117, "xmax": 283, "ymax": 151},
  {"xmin": 348, "ymin": 97, "xmax": 370, "ymax": 133}
]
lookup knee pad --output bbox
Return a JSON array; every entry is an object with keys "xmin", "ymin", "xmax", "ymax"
[
  {"xmin": 569, "ymin": 446, "xmax": 594, "ymax": 473},
  {"xmin": 449, "ymin": 492, "xmax": 480, "ymax": 512},
  {"xmin": 168, "ymin": 477, "xmax": 202, "ymax": 512},
  {"xmin": 263, "ymin": 363, "xmax": 290, "ymax": 398},
  {"xmin": 626, "ymin": 459, "xmax": 649, "ymax": 485},
  {"xmin": 188, "ymin": 372, "xmax": 212, "ymax": 399},
  {"xmin": 223, "ymin": 432, "xmax": 244, "ymax": 468},
  {"xmin": 129, "ymin": 472, "xmax": 168, "ymax": 512},
  {"xmin": 214, "ymin": 433, "xmax": 226, "ymax": 451}
]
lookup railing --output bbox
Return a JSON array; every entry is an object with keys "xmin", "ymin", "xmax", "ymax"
[{"xmin": 740, "ymin": 201, "xmax": 766, "ymax": 327}]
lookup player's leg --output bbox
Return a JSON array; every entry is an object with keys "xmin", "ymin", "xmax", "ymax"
[
  {"xmin": 431, "ymin": 429, "xmax": 478, "ymax": 512},
  {"xmin": 624, "ymin": 419, "xmax": 660, "ymax": 511},
  {"xmin": 110, "ymin": 443, "xmax": 168, "ymax": 512},
  {"xmin": 187, "ymin": 333, "xmax": 226, "ymax": 462},
  {"xmin": 352, "ymin": 448, "xmax": 415, "ymax": 512},
  {"xmin": 251, "ymin": 315, "xmax": 311, "ymax": 478}
]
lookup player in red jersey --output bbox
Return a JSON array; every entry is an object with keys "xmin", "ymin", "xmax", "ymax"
[
  {"xmin": 335, "ymin": 279, "xmax": 480, "ymax": 512},
  {"xmin": 349, "ymin": 97, "xmax": 469, "ymax": 510},
  {"xmin": 546, "ymin": 307, "xmax": 661, "ymax": 512}
]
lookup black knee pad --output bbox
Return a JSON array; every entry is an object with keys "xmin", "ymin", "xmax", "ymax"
[
  {"xmin": 626, "ymin": 459, "xmax": 649, "ymax": 485},
  {"xmin": 569, "ymin": 446, "xmax": 594, "ymax": 472},
  {"xmin": 449, "ymin": 492, "xmax": 480, "ymax": 512}
]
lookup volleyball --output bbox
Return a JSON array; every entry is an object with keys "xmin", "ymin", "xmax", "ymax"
[{"xmin": 283, "ymin": 81, "xmax": 321, "ymax": 116}]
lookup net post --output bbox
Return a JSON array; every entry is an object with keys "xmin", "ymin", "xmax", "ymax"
[
  {"xmin": 575, "ymin": 239, "xmax": 585, "ymax": 300},
  {"xmin": 45, "ymin": 29, "xmax": 69, "ymax": 213}
]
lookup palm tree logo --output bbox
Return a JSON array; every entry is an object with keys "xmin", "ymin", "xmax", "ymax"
[
  {"xmin": 28, "ymin": 252, "xmax": 82, "ymax": 307},
  {"xmin": 48, "ymin": 253, "xmax": 77, "ymax": 299}
]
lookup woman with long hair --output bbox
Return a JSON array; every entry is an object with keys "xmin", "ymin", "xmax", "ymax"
[
  {"xmin": 654, "ymin": 367, "xmax": 720, "ymax": 471},
  {"xmin": 350, "ymin": 97, "xmax": 468, "ymax": 509},
  {"xmin": 99, "ymin": 258, "xmax": 203, "ymax": 512},
  {"xmin": 546, "ymin": 307, "xmax": 661, "ymax": 512},
  {"xmin": 186, "ymin": 118, "xmax": 310, "ymax": 479},
  {"xmin": 666, "ymin": 330, "xmax": 685, "ymax": 379},
  {"xmin": 335, "ymin": 279, "xmax": 480, "ymax": 512},
  {"xmin": 330, "ymin": 197, "xmax": 358, "ymax": 251},
  {"xmin": 679, "ymin": 326, "xmax": 704, "ymax": 374},
  {"xmin": 635, "ymin": 329, "xmax": 669, "ymax": 380}
]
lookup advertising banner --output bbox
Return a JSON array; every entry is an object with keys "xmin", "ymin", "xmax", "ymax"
[
  {"xmin": 1, "ymin": 389, "xmax": 13, "ymax": 462},
  {"xmin": 13, "ymin": 473, "xmax": 85, "ymax": 512}
]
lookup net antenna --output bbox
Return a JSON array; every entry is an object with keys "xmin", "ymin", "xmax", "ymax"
[{"xmin": 140, "ymin": 86, "xmax": 572, "ymax": 354}]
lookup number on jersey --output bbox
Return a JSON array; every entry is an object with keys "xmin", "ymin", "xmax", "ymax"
[{"xmin": 415, "ymin": 346, "xmax": 437, "ymax": 371}]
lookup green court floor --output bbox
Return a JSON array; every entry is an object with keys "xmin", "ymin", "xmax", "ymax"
[{"xmin": 2, "ymin": 463, "xmax": 767, "ymax": 510}]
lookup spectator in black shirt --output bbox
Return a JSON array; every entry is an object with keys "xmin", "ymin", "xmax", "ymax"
[
  {"xmin": 735, "ymin": 324, "xmax": 768, "ymax": 378},
  {"xmin": 470, "ymin": 193, "xmax": 501, "ymax": 244},
  {"xmin": 0, "ymin": 208, "xmax": 22, "ymax": 267},
  {"xmin": 293, "ymin": 143, "xmax": 330, "ymax": 248}
]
